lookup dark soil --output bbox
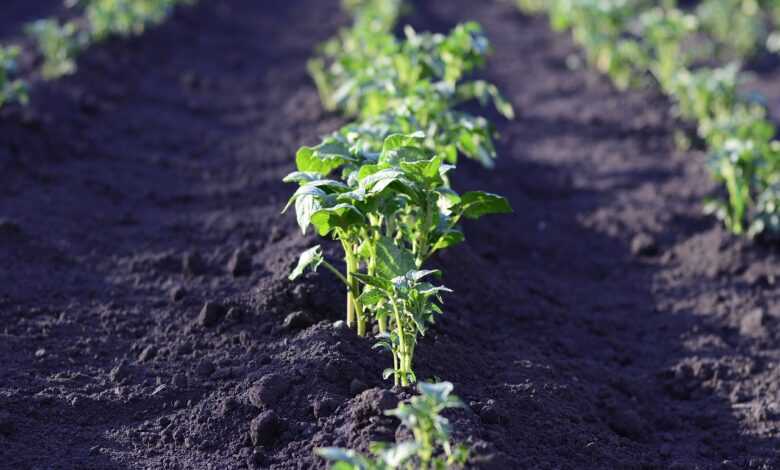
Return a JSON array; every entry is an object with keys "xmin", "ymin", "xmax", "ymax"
[{"xmin": 2, "ymin": 0, "xmax": 780, "ymax": 469}]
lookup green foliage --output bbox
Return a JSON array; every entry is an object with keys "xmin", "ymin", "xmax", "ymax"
[
  {"xmin": 26, "ymin": 19, "xmax": 85, "ymax": 79},
  {"xmin": 85, "ymin": 0, "xmax": 196, "ymax": 41},
  {"xmin": 286, "ymin": 0, "xmax": 513, "ymax": 384},
  {"xmin": 284, "ymin": 132, "xmax": 512, "ymax": 363},
  {"xmin": 25, "ymin": 0, "xmax": 196, "ymax": 80},
  {"xmin": 0, "ymin": 46, "xmax": 28, "ymax": 106},
  {"xmin": 309, "ymin": 13, "xmax": 514, "ymax": 168},
  {"xmin": 515, "ymin": 0, "xmax": 780, "ymax": 241},
  {"xmin": 316, "ymin": 382, "xmax": 470, "ymax": 469}
]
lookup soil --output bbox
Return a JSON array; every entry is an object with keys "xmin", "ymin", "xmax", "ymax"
[{"xmin": 1, "ymin": 0, "xmax": 780, "ymax": 469}]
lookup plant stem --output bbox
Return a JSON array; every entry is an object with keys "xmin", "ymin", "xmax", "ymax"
[
  {"xmin": 367, "ymin": 229, "xmax": 386, "ymax": 334},
  {"xmin": 392, "ymin": 352, "xmax": 399, "ymax": 387},
  {"xmin": 342, "ymin": 240, "xmax": 366, "ymax": 336},
  {"xmin": 390, "ymin": 298, "xmax": 409, "ymax": 387},
  {"xmin": 320, "ymin": 260, "xmax": 349, "ymax": 286}
]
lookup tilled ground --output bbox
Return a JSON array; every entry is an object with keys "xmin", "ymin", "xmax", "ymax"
[{"xmin": 1, "ymin": 1, "xmax": 780, "ymax": 469}]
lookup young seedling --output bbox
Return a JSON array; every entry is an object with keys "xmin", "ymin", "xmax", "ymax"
[
  {"xmin": 284, "ymin": 132, "xmax": 511, "ymax": 339},
  {"xmin": 316, "ymin": 381, "xmax": 469, "ymax": 469},
  {"xmin": 361, "ymin": 270, "xmax": 450, "ymax": 387},
  {"xmin": 26, "ymin": 19, "xmax": 85, "ymax": 79},
  {"xmin": 0, "ymin": 46, "xmax": 28, "ymax": 107},
  {"xmin": 85, "ymin": 0, "xmax": 197, "ymax": 41},
  {"xmin": 26, "ymin": 0, "xmax": 196, "ymax": 79},
  {"xmin": 310, "ymin": 20, "xmax": 514, "ymax": 168}
]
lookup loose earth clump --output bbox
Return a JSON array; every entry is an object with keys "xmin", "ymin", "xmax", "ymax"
[{"xmin": 1, "ymin": 0, "xmax": 780, "ymax": 469}]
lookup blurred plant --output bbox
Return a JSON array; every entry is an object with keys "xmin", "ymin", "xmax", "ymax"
[
  {"xmin": 26, "ymin": 19, "xmax": 85, "ymax": 79},
  {"xmin": 316, "ymin": 382, "xmax": 470, "ymax": 469},
  {"xmin": 0, "ymin": 46, "xmax": 28, "ymax": 106},
  {"xmin": 26, "ymin": 0, "xmax": 196, "ymax": 79},
  {"xmin": 514, "ymin": 0, "xmax": 780, "ymax": 240},
  {"xmin": 309, "ymin": 19, "xmax": 513, "ymax": 168}
]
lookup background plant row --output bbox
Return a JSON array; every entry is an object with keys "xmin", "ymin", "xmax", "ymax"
[
  {"xmin": 0, "ymin": 0, "xmax": 196, "ymax": 107},
  {"xmin": 516, "ymin": 0, "xmax": 780, "ymax": 240}
]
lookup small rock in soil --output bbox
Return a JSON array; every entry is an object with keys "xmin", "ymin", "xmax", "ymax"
[
  {"xmin": 313, "ymin": 396, "xmax": 338, "ymax": 419},
  {"xmin": 290, "ymin": 283, "xmax": 312, "ymax": 305},
  {"xmin": 630, "ymin": 232, "xmax": 658, "ymax": 257},
  {"xmin": 607, "ymin": 409, "xmax": 645, "ymax": 440},
  {"xmin": 196, "ymin": 360, "xmax": 215, "ymax": 377},
  {"xmin": 283, "ymin": 311, "xmax": 314, "ymax": 331},
  {"xmin": 198, "ymin": 302, "xmax": 226, "ymax": 327},
  {"xmin": 249, "ymin": 410, "xmax": 280, "ymax": 446},
  {"xmin": 225, "ymin": 307, "xmax": 242, "ymax": 322},
  {"xmin": 109, "ymin": 364, "xmax": 131, "ymax": 384},
  {"xmin": 138, "ymin": 345, "xmax": 157, "ymax": 362},
  {"xmin": 171, "ymin": 373, "xmax": 188, "ymax": 389},
  {"xmin": 478, "ymin": 399, "xmax": 506, "ymax": 425},
  {"xmin": 182, "ymin": 251, "xmax": 206, "ymax": 276},
  {"xmin": 219, "ymin": 397, "xmax": 240, "ymax": 416},
  {"xmin": 227, "ymin": 248, "xmax": 252, "ymax": 276},
  {"xmin": 354, "ymin": 388, "xmax": 397, "ymax": 417},
  {"xmin": 350, "ymin": 379, "xmax": 368, "ymax": 396},
  {"xmin": 374, "ymin": 389, "xmax": 398, "ymax": 412},
  {"xmin": 739, "ymin": 308, "xmax": 768, "ymax": 338},
  {"xmin": 169, "ymin": 285, "xmax": 186, "ymax": 302},
  {"xmin": 247, "ymin": 373, "xmax": 290, "ymax": 409}
]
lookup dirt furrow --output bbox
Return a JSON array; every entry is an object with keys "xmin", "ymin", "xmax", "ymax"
[{"xmin": 1, "ymin": 0, "xmax": 779, "ymax": 469}]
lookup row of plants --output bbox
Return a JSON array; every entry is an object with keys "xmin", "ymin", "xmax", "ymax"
[
  {"xmin": 285, "ymin": 0, "xmax": 513, "ymax": 387},
  {"xmin": 0, "ymin": 0, "xmax": 195, "ymax": 108},
  {"xmin": 27, "ymin": 0, "xmax": 197, "ymax": 79},
  {"xmin": 283, "ymin": 1, "xmax": 515, "ymax": 467},
  {"xmin": 515, "ymin": 0, "xmax": 780, "ymax": 240}
]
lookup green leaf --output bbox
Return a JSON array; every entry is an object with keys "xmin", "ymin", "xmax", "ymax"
[
  {"xmin": 459, "ymin": 191, "xmax": 512, "ymax": 219},
  {"xmin": 375, "ymin": 236, "xmax": 416, "ymax": 278},
  {"xmin": 381, "ymin": 132, "xmax": 425, "ymax": 153},
  {"xmin": 380, "ymin": 132, "xmax": 429, "ymax": 165},
  {"xmin": 399, "ymin": 155, "xmax": 442, "ymax": 181},
  {"xmin": 314, "ymin": 447, "xmax": 364, "ymax": 467},
  {"xmin": 289, "ymin": 245, "xmax": 323, "ymax": 280},
  {"xmin": 353, "ymin": 272, "xmax": 393, "ymax": 291},
  {"xmin": 295, "ymin": 142, "xmax": 353, "ymax": 175},
  {"xmin": 282, "ymin": 184, "xmax": 326, "ymax": 213},
  {"xmin": 381, "ymin": 442, "xmax": 420, "ymax": 466},
  {"xmin": 282, "ymin": 171, "xmax": 323, "ymax": 184},
  {"xmin": 359, "ymin": 168, "xmax": 405, "ymax": 194},
  {"xmin": 358, "ymin": 286, "xmax": 386, "ymax": 306},
  {"xmin": 431, "ymin": 229, "xmax": 465, "ymax": 252},
  {"xmin": 418, "ymin": 381, "xmax": 454, "ymax": 402},
  {"xmin": 407, "ymin": 269, "xmax": 441, "ymax": 281},
  {"xmin": 294, "ymin": 191, "xmax": 324, "ymax": 234},
  {"xmin": 310, "ymin": 203, "xmax": 364, "ymax": 236}
]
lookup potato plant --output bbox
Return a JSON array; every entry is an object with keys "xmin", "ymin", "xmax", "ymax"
[
  {"xmin": 285, "ymin": 0, "xmax": 513, "ymax": 386},
  {"xmin": 284, "ymin": 132, "xmax": 511, "ymax": 351},
  {"xmin": 84, "ymin": 0, "xmax": 197, "ymax": 41},
  {"xmin": 516, "ymin": 0, "xmax": 780, "ymax": 241},
  {"xmin": 309, "ymin": 18, "xmax": 513, "ymax": 168},
  {"xmin": 0, "ymin": 46, "xmax": 28, "ymax": 106},
  {"xmin": 316, "ymin": 382, "xmax": 469, "ymax": 469},
  {"xmin": 26, "ymin": 19, "xmax": 85, "ymax": 79},
  {"xmin": 26, "ymin": 0, "xmax": 196, "ymax": 79}
]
